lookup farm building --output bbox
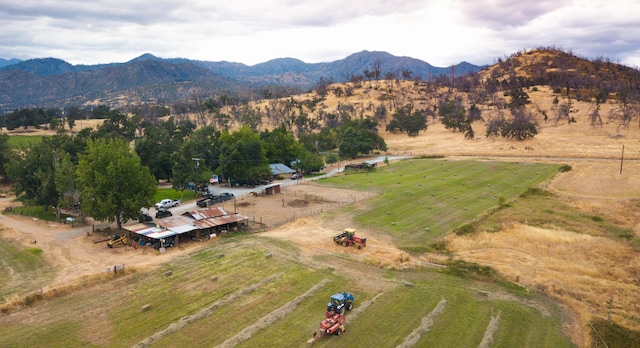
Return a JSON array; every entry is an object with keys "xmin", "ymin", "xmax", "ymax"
[
  {"xmin": 251, "ymin": 183, "xmax": 281, "ymax": 196},
  {"xmin": 124, "ymin": 206, "xmax": 249, "ymax": 247},
  {"xmin": 269, "ymin": 163, "xmax": 296, "ymax": 178}
]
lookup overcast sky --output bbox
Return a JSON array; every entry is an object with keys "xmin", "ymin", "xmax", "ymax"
[{"xmin": 1, "ymin": 0, "xmax": 640, "ymax": 68}]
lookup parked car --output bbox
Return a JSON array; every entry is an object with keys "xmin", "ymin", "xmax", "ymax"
[
  {"xmin": 138, "ymin": 213, "xmax": 153, "ymax": 223},
  {"xmin": 197, "ymin": 197, "xmax": 217, "ymax": 207},
  {"xmin": 155, "ymin": 199, "xmax": 180, "ymax": 209},
  {"xmin": 155, "ymin": 208, "xmax": 173, "ymax": 219},
  {"xmin": 218, "ymin": 192, "xmax": 234, "ymax": 202},
  {"xmin": 291, "ymin": 173, "xmax": 303, "ymax": 180}
]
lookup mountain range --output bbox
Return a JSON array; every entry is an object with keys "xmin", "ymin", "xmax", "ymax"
[{"xmin": 0, "ymin": 51, "xmax": 485, "ymax": 111}]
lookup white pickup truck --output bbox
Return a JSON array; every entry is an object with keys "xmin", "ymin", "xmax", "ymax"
[{"xmin": 155, "ymin": 199, "xmax": 180, "ymax": 209}]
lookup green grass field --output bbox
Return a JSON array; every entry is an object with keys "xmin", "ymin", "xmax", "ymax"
[
  {"xmin": 319, "ymin": 158, "xmax": 562, "ymax": 251},
  {"xmin": 0, "ymin": 158, "xmax": 596, "ymax": 347},
  {"xmin": 0, "ymin": 237, "xmax": 55, "ymax": 300},
  {"xmin": 154, "ymin": 187, "xmax": 196, "ymax": 204},
  {"xmin": 6, "ymin": 134, "xmax": 44, "ymax": 148}
]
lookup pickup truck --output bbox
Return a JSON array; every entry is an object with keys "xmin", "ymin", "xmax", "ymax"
[{"xmin": 155, "ymin": 199, "xmax": 180, "ymax": 209}]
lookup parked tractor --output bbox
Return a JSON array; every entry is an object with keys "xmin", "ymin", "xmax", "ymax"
[
  {"xmin": 333, "ymin": 228, "xmax": 366, "ymax": 249},
  {"xmin": 327, "ymin": 292, "xmax": 355, "ymax": 315},
  {"xmin": 107, "ymin": 234, "xmax": 128, "ymax": 248}
]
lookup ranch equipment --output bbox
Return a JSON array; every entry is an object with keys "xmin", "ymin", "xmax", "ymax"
[
  {"xmin": 107, "ymin": 234, "xmax": 128, "ymax": 248},
  {"xmin": 153, "ymin": 237, "xmax": 175, "ymax": 250},
  {"xmin": 312, "ymin": 312, "xmax": 346, "ymax": 341},
  {"xmin": 327, "ymin": 292, "xmax": 355, "ymax": 315},
  {"xmin": 333, "ymin": 228, "xmax": 366, "ymax": 249}
]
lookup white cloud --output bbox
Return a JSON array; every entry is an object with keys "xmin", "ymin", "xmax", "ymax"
[{"xmin": 0, "ymin": 0, "xmax": 639, "ymax": 68}]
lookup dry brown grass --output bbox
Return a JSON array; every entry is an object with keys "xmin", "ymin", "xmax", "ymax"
[{"xmin": 447, "ymin": 224, "xmax": 640, "ymax": 344}]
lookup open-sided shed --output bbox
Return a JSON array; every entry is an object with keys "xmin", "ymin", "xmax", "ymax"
[{"xmin": 124, "ymin": 206, "xmax": 250, "ymax": 247}]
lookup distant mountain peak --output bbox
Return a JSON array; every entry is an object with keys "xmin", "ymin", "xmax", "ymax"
[{"xmin": 129, "ymin": 53, "xmax": 161, "ymax": 63}]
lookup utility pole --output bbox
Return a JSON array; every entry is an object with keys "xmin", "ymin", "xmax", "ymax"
[
  {"xmin": 620, "ymin": 145, "xmax": 624, "ymax": 175},
  {"xmin": 192, "ymin": 158, "xmax": 200, "ymax": 198}
]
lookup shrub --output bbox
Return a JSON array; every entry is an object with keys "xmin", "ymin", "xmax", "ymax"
[
  {"xmin": 590, "ymin": 318, "xmax": 640, "ymax": 348},
  {"xmin": 443, "ymin": 259, "xmax": 497, "ymax": 280},
  {"xmin": 27, "ymin": 248, "xmax": 42, "ymax": 256},
  {"xmin": 454, "ymin": 223, "xmax": 476, "ymax": 235},
  {"xmin": 324, "ymin": 153, "xmax": 338, "ymax": 164},
  {"xmin": 498, "ymin": 196, "xmax": 512, "ymax": 208},
  {"xmin": 558, "ymin": 164, "xmax": 572, "ymax": 172},
  {"xmin": 430, "ymin": 240, "xmax": 448, "ymax": 251},
  {"xmin": 520, "ymin": 187, "xmax": 553, "ymax": 198}
]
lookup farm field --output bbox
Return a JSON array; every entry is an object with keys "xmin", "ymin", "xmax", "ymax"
[
  {"xmin": 1, "ymin": 158, "xmax": 610, "ymax": 347},
  {"xmin": 0, "ymin": 234, "xmax": 572, "ymax": 348},
  {"xmin": 320, "ymin": 158, "xmax": 562, "ymax": 250}
]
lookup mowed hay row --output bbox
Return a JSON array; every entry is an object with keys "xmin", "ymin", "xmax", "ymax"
[
  {"xmin": 147, "ymin": 268, "xmax": 336, "ymax": 347},
  {"xmin": 238, "ymin": 287, "xmax": 382, "ymax": 347},
  {"xmin": 0, "ymin": 239, "xmax": 313, "ymax": 348},
  {"xmin": 396, "ymin": 298, "xmax": 448, "ymax": 348},
  {"xmin": 308, "ymin": 285, "xmax": 445, "ymax": 347},
  {"xmin": 413, "ymin": 282, "xmax": 572, "ymax": 348},
  {"xmin": 132, "ymin": 274, "xmax": 283, "ymax": 348},
  {"xmin": 218, "ymin": 279, "xmax": 330, "ymax": 348}
]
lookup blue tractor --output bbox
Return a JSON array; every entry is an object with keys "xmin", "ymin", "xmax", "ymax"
[{"xmin": 327, "ymin": 292, "xmax": 355, "ymax": 315}]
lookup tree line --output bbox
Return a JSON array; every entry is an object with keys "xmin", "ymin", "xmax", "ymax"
[{"xmin": 0, "ymin": 104, "xmax": 387, "ymax": 228}]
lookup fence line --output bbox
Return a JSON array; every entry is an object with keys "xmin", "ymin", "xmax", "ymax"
[{"xmin": 247, "ymin": 191, "xmax": 375, "ymax": 233}]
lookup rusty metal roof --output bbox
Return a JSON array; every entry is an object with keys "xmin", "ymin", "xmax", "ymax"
[
  {"xmin": 154, "ymin": 215, "xmax": 195, "ymax": 228},
  {"xmin": 182, "ymin": 207, "xmax": 228, "ymax": 220},
  {"xmin": 193, "ymin": 213, "xmax": 249, "ymax": 228},
  {"xmin": 124, "ymin": 207, "xmax": 249, "ymax": 239}
]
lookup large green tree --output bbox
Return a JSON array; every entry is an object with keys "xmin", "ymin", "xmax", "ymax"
[
  {"xmin": 261, "ymin": 125, "xmax": 301, "ymax": 166},
  {"xmin": 94, "ymin": 107, "xmax": 136, "ymax": 140},
  {"xmin": 219, "ymin": 126, "xmax": 271, "ymax": 185},
  {"xmin": 501, "ymin": 108, "xmax": 539, "ymax": 141},
  {"xmin": 170, "ymin": 125, "xmax": 222, "ymax": 191},
  {"xmin": 76, "ymin": 138, "xmax": 156, "ymax": 229},
  {"xmin": 386, "ymin": 104, "xmax": 428, "ymax": 137},
  {"xmin": 135, "ymin": 118, "xmax": 193, "ymax": 181},
  {"xmin": 5, "ymin": 134, "xmax": 86, "ymax": 208},
  {"xmin": 337, "ymin": 118, "xmax": 387, "ymax": 158},
  {"xmin": 6, "ymin": 138, "xmax": 65, "ymax": 208},
  {"xmin": 261, "ymin": 125, "xmax": 325, "ymax": 173},
  {"xmin": 0, "ymin": 134, "xmax": 11, "ymax": 178},
  {"xmin": 53, "ymin": 150, "xmax": 77, "ymax": 219}
]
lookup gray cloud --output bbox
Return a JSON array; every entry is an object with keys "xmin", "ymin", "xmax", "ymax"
[
  {"xmin": 0, "ymin": 0, "xmax": 638, "ymax": 68},
  {"xmin": 455, "ymin": 0, "xmax": 559, "ymax": 28}
]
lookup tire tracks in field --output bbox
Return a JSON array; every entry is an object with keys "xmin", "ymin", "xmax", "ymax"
[
  {"xmin": 132, "ymin": 273, "xmax": 282, "ymax": 348},
  {"xmin": 396, "ymin": 298, "xmax": 447, "ymax": 348},
  {"xmin": 215, "ymin": 278, "xmax": 330, "ymax": 348}
]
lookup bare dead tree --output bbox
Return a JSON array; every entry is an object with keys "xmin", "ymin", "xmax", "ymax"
[
  {"xmin": 372, "ymin": 58, "xmax": 382, "ymax": 83},
  {"xmin": 588, "ymin": 104, "xmax": 603, "ymax": 127}
]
